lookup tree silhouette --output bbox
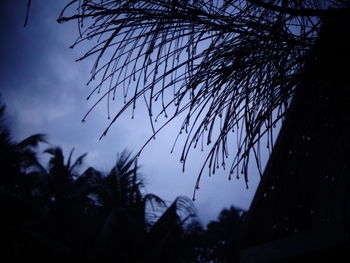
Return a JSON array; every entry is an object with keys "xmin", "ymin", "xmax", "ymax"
[
  {"xmin": 85, "ymin": 152, "xmax": 204, "ymax": 262},
  {"xmin": 0, "ymin": 104, "xmax": 47, "ymax": 197},
  {"xmin": 204, "ymin": 206, "xmax": 246, "ymax": 262},
  {"xmin": 57, "ymin": 0, "xmax": 350, "ymax": 198},
  {"xmin": 0, "ymin": 104, "xmax": 61, "ymax": 262},
  {"xmin": 146, "ymin": 196, "xmax": 203, "ymax": 262},
  {"xmin": 86, "ymin": 151, "xmax": 166, "ymax": 261},
  {"xmin": 1, "ymin": 99, "xmax": 252, "ymax": 262},
  {"xmin": 34, "ymin": 147, "xmax": 93, "ymax": 250},
  {"xmin": 0, "ymin": 131, "xmax": 204, "ymax": 262}
]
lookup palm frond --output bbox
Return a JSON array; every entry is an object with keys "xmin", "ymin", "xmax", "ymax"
[
  {"xmin": 101, "ymin": 150, "xmax": 145, "ymax": 208},
  {"xmin": 0, "ymin": 129, "xmax": 13, "ymax": 149},
  {"xmin": 0, "ymin": 104, "xmax": 6, "ymax": 119},
  {"xmin": 144, "ymin": 193, "xmax": 168, "ymax": 229},
  {"xmin": 173, "ymin": 196, "xmax": 200, "ymax": 229},
  {"xmin": 58, "ymin": 0, "xmax": 350, "ymax": 197},
  {"xmin": 81, "ymin": 166, "xmax": 104, "ymax": 182},
  {"xmin": 24, "ymin": 0, "xmax": 32, "ymax": 27},
  {"xmin": 74, "ymin": 167, "xmax": 102, "ymax": 194},
  {"xmin": 17, "ymin": 134, "xmax": 47, "ymax": 149},
  {"xmin": 66, "ymin": 147, "xmax": 75, "ymax": 168},
  {"xmin": 26, "ymin": 157, "xmax": 48, "ymax": 176},
  {"xmin": 44, "ymin": 147, "xmax": 62, "ymax": 156},
  {"xmin": 44, "ymin": 147, "xmax": 65, "ymax": 171},
  {"xmin": 69, "ymin": 152, "xmax": 88, "ymax": 173},
  {"xmin": 0, "ymin": 103, "xmax": 15, "ymax": 149}
]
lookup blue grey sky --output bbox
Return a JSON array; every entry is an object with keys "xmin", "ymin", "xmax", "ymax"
[{"xmin": 0, "ymin": 0, "xmax": 267, "ymax": 225}]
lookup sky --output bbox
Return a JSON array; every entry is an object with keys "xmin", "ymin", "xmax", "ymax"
[{"xmin": 0, "ymin": 0, "xmax": 267, "ymax": 225}]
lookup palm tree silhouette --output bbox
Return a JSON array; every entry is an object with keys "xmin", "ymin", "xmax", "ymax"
[
  {"xmin": 1, "ymin": 104, "xmax": 204, "ymax": 261},
  {"xmin": 42, "ymin": 147, "xmax": 87, "ymax": 201},
  {"xmin": 33, "ymin": 147, "xmax": 91, "ymax": 250},
  {"xmin": 81, "ymin": 151, "xmax": 203, "ymax": 262},
  {"xmin": 0, "ymin": 104, "xmax": 47, "ymax": 197},
  {"xmin": 88, "ymin": 151, "xmax": 152, "ymax": 261},
  {"xmin": 0, "ymin": 103, "xmax": 63, "ymax": 262}
]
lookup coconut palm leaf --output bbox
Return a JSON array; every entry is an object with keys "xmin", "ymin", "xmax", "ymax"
[
  {"xmin": 17, "ymin": 134, "xmax": 47, "ymax": 149},
  {"xmin": 44, "ymin": 147, "xmax": 65, "ymax": 172},
  {"xmin": 0, "ymin": 128, "xmax": 12, "ymax": 149},
  {"xmin": 78, "ymin": 167, "xmax": 103, "ymax": 188},
  {"xmin": 69, "ymin": 152, "xmax": 88, "ymax": 174},
  {"xmin": 44, "ymin": 146, "xmax": 87, "ymax": 175},
  {"xmin": 143, "ymin": 193, "xmax": 168, "ymax": 230},
  {"xmin": 66, "ymin": 147, "xmax": 75, "ymax": 169},
  {"xmin": 88, "ymin": 150, "xmax": 170, "ymax": 261}
]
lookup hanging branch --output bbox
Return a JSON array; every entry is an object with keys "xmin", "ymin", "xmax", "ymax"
[
  {"xmin": 24, "ymin": 0, "xmax": 32, "ymax": 27},
  {"xmin": 57, "ymin": 0, "xmax": 350, "ymax": 200}
]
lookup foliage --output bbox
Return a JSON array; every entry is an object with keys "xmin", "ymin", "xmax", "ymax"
[
  {"xmin": 0, "ymin": 103, "xmax": 47, "ymax": 197},
  {"xmin": 2, "ymin": 104, "xmax": 226, "ymax": 262},
  {"xmin": 203, "ymin": 206, "xmax": 246, "ymax": 262},
  {"xmin": 57, "ymin": 0, "xmax": 350, "ymax": 199}
]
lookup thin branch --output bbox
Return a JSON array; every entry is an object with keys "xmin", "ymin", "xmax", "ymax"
[{"xmin": 248, "ymin": 0, "xmax": 350, "ymax": 17}]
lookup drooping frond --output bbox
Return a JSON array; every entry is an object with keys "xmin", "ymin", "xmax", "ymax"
[
  {"xmin": 69, "ymin": 152, "xmax": 88, "ymax": 173},
  {"xmin": 44, "ymin": 147, "xmax": 65, "ymax": 171},
  {"xmin": 143, "ymin": 193, "xmax": 168, "ymax": 230},
  {"xmin": 58, "ymin": 0, "xmax": 350, "ymax": 199},
  {"xmin": 148, "ymin": 195, "xmax": 201, "ymax": 241},
  {"xmin": 100, "ymin": 150, "xmax": 146, "ymax": 207},
  {"xmin": 17, "ymin": 134, "xmax": 47, "ymax": 149}
]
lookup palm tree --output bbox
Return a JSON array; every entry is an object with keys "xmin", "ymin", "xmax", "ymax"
[
  {"xmin": 42, "ymin": 147, "xmax": 87, "ymax": 202},
  {"xmin": 85, "ymin": 151, "xmax": 203, "ymax": 262},
  {"xmin": 35, "ymin": 146, "xmax": 98, "ymax": 255},
  {"xmin": 0, "ymin": 103, "xmax": 47, "ymax": 197},
  {"xmin": 57, "ymin": 0, "xmax": 350, "ymax": 197},
  {"xmin": 1, "ymin": 98, "xmax": 204, "ymax": 260},
  {"xmin": 0, "ymin": 103, "xmax": 62, "ymax": 262},
  {"xmin": 0, "ymin": 102, "xmax": 47, "ymax": 215},
  {"xmin": 82, "ymin": 150, "xmax": 166, "ymax": 261}
]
